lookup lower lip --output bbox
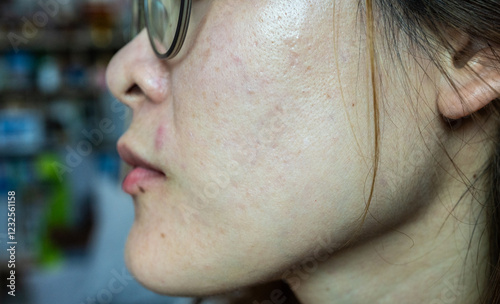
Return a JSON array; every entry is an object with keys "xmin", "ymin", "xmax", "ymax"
[{"xmin": 122, "ymin": 167, "xmax": 166, "ymax": 195}]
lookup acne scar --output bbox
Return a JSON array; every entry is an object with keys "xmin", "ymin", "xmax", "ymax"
[
  {"xmin": 161, "ymin": 233, "xmax": 165, "ymax": 239},
  {"xmin": 155, "ymin": 125, "xmax": 166, "ymax": 150},
  {"xmin": 289, "ymin": 50, "xmax": 300, "ymax": 68},
  {"xmin": 231, "ymin": 54, "xmax": 243, "ymax": 65}
]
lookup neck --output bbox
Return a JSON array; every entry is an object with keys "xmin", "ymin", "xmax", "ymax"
[{"xmin": 291, "ymin": 166, "xmax": 489, "ymax": 304}]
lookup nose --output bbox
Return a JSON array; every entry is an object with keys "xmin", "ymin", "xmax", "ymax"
[{"xmin": 106, "ymin": 30, "xmax": 170, "ymax": 110}]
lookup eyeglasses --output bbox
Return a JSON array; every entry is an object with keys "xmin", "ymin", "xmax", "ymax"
[{"xmin": 132, "ymin": 0, "xmax": 192, "ymax": 59}]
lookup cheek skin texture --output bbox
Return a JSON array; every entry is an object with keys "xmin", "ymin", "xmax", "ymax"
[{"xmin": 122, "ymin": 0, "xmax": 376, "ymax": 296}]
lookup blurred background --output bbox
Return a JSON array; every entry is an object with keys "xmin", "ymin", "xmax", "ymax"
[{"xmin": 0, "ymin": 0, "xmax": 192, "ymax": 303}]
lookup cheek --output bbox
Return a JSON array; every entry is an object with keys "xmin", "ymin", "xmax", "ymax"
[
  {"xmin": 126, "ymin": 0, "xmax": 382, "ymax": 296},
  {"xmin": 170, "ymin": 0, "xmax": 365, "ymax": 221},
  {"xmin": 180, "ymin": 0, "xmax": 319, "ymax": 104}
]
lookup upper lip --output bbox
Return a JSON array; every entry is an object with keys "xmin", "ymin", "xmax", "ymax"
[{"xmin": 117, "ymin": 143, "xmax": 165, "ymax": 174}]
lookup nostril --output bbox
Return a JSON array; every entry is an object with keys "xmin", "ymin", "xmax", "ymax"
[{"xmin": 126, "ymin": 84, "xmax": 143, "ymax": 96}]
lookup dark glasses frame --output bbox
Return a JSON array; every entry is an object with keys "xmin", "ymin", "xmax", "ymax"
[{"xmin": 133, "ymin": 0, "xmax": 192, "ymax": 59}]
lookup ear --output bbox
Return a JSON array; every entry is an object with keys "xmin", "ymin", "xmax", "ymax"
[{"xmin": 437, "ymin": 35, "xmax": 500, "ymax": 120}]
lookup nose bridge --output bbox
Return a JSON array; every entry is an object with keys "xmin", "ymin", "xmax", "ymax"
[{"xmin": 106, "ymin": 30, "xmax": 171, "ymax": 110}]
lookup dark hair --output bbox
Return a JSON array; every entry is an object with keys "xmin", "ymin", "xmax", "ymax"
[
  {"xmin": 197, "ymin": 0, "xmax": 500, "ymax": 303},
  {"xmin": 488, "ymin": 132, "xmax": 500, "ymax": 304}
]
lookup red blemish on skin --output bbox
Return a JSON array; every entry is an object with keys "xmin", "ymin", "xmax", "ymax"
[
  {"xmin": 155, "ymin": 125, "xmax": 166, "ymax": 150},
  {"xmin": 232, "ymin": 54, "xmax": 242, "ymax": 65}
]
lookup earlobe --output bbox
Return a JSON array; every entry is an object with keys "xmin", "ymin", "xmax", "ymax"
[{"xmin": 437, "ymin": 44, "xmax": 500, "ymax": 120}]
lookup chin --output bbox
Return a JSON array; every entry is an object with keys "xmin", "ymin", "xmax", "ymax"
[
  {"xmin": 125, "ymin": 251, "xmax": 242, "ymax": 298},
  {"xmin": 123, "ymin": 224, "xmax": 241, "ymax": 298}
]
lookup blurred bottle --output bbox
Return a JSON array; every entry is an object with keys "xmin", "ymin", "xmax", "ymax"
[
  {"xmin": 36, "ymin": 55, "xmax": 61, "ymax": 94},
  {"xmin": 6, "ymin": 51, "xmax": 35, "ymax": 91},
  {"xmin": 84, "ymin": 0, "xmax": 116, "ymax": 48}
]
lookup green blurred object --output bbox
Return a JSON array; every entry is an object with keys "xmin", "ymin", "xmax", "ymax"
[{"xmin": 35, "ymin": 153, "xmax": 71, "ymax": 267}]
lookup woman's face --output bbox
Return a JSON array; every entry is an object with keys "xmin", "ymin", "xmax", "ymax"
[{"xmin": 107, "ymin": 0, "xmax": 441, "ymax": 296}]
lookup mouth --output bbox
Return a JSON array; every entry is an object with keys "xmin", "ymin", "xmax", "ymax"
[{"xmin": 117, "ymin": 143, "xmax": 167, "ymax": 195}]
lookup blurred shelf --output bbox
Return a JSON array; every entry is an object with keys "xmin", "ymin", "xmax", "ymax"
[
  {"xmin": 0, "ymin": 28, "xmax": 125, "ymax": 53},
  {"xmin": 0, "ymin": 144, "xmax": 118, "ymax": 158},
  {"xmin": 0, "ymin": 88, "xmax": 105, "ymax": 102}
]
